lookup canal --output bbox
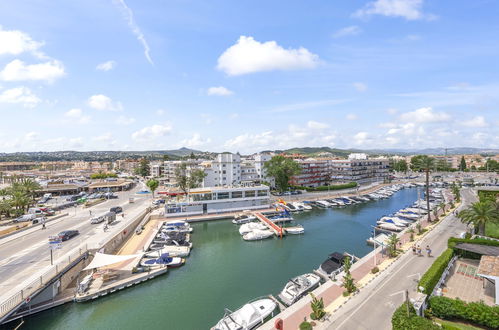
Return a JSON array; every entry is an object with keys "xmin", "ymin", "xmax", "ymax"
[{"xmin": 17, "ymin": 188, "xmax": 418, "ymax": 330}]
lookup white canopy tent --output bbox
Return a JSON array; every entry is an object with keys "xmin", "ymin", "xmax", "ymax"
[{"xmin": 83, "ymin": 252, "xmax": 143, "ymax": 271}]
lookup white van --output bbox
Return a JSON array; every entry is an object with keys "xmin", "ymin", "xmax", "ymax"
[
  {"xmin": 14, "ymin": 214, "xmax": 37, "ymax": 222},
  {"xmin": 28, "ymin": 208, "xmax": 44, "ymax": 216}
]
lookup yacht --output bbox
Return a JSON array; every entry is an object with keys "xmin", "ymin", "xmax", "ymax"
[
  {"xmin": 162, "ymin": 225, "xmax": 193, "ymax": 233},
  {"xmin": 377, "ymin": 216, "xmax": 410, "ymax": 227},
  {"xmin": 211, "ymin": 298, "xmax": 277, "ymax": 330},
  {"xmin": 270, "ymin": 215, "xmax": 294, "ymax": 223},
  {"xmin": 366, "ymin": 233, "xmax": 390, "ymax": 246},
  {"xmin": 315, "ymin": 200, "xmax": 332, "ymax": 208},
  {"xmin": 285, "ymin": 224, "xmax": 305, "ymax": 235},
  {"xmin": 317, "ymin": 252, "xmax": 345, "ymax": 278},
  {"xmin": 140, "ymin": 255, "xmax": 185, "ymax": 268},
  {"xmin": 239, "ymin": 222, "xmax": 267, "ymax": 235},
  {"xmin": 232, "ymin": 213, "xmax": 257, "ymax": 225},
  {"xmin": 145, "ymin": 246, "xmax": 190, "ymax": 257},
  {"xmin": 299, "ymin": 202, "xmax": 313, "ymax": 210},
  {"xmin": 395, "ymin": 212, "xmax": 420, "ymax": 220},
  {"xmin": 377, "ymin": 223, "xmax": 403, "ymax": 232},
  {"xmin": 243, "ymin": 229, "xmax": 274, "ymax": 241},
  {"xmin": 278, "ymin": 273, "xmax": 321, "ymax": 306},
  {"xmin": 290, "ymin": 202, "xmax": 305, "ymax": 211},
  {"xmin": 285, "ymin": 203, "xmax": 299, "ymax": 212}
]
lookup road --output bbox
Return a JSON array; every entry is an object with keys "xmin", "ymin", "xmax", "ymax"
[
  {"xmin": 324, "ymin": 188, "xmax": 476, "ymax": 330},
  {"xmin": 0, "ymin": 183, "xmax": 154, "ymax": 302}
]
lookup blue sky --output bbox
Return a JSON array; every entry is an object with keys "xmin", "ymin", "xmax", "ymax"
[{"xmin": 0, "ymin": 0, "xmax": 498, "ymax": 153}]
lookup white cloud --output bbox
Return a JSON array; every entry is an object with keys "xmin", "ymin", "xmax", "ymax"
[
  {"xmin": 353, "ymin": 131, "xmax": 371, "ymax": 146},
  {"xmin": 270, "ymin": 99, "xmax": 347, "ymax": 113},
  {"xmin": 346, "ymin": 113, "xmax": 359, "ymax": 120},
  {"xmin": 131, "ymin": 122, "xmax": 172, "ymax": 141},
  {"xmin": 0, "ymin": 86, "xmax": 41, "ymax": 108},
  {"xmin": 332, "ymin": 26, "xmax": 362, "ymax": 38},
  {"xmin": 64, "ymin": 108, "xmax": 90, "ymax": 124},
  {"xmin": 116, "ymin": 115, "xmax": 136, "ymax": 125},
  {"xmin": 68, "ymin": 137, "xmax": 83, "ymax": 148},
  {"xmin": 96, "ymin": 60, "xmax": 116, "ymax": 71},
  {"xmin": 461, "ymin": 116, "xmax": 488, "ymax": 128},
  {"xmin": 217, "ymin": 36, "xmax": 319, "ymax": 76},
  {"xmin": 398, "ymin": 107, "xmax": 450, "ymax": 123},
  {"xmin": 0, "ymin": 59, "xmax": 65, "ymax": 83},
  {"xmin": 156, "ymin": 109, "xmax": 166, "ymax": 116},
  {"xmin": 181, "ymin": 133, "xmax": 211, "ymax": 148},
  {"xmin": 24, "ymin": 131, "xmax": 38, "ymax": 141},
  {"xmin": 207, "ymin": 86, "xmax": 234, "ymax": 96},
  {"xmin": 113, "ymin": 0, "xmax": 153, "ymax": 65},
  {"xmin": 354, "ymin": 0, "xmax": 427, "ymax": 20},
  {"xmin": 87, "ymin": 94, "xmax": 123, "ymax": 111},
  {"xmin": 307, "ymin": 120, "xmax": 329, "ymax": 130},
  {"xmin": 353, "ymin": 82, "xmax": 368, "ymax": 92},
  {"xmin": 93, "ymin": 133, "xmax": 117, "ymax": 146},
  {"xmin": 0, "ymin": 26, "xmax": 43, "ymax": 56},
  {"xmin": 387, "ymin": 108, "xmax": 398, "ymax": 115}
]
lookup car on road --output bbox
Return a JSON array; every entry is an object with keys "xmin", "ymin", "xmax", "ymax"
[
  {"xmin": 153, "ymin": 199, "xmax": 165, "ymax": 205},
  {"xmin": 90, "ymin": 216, "xmax": 105, "ymax": 224},
  {"xmin": 110, "ymin": 206, "xmax": 123, "ymax": 214},
  {"xmin": 57, "ymin": 230, "xmax": 79, "ymax": 241},
  {"xmin": 14, "ymin": 214, "xmax": 37, "ymax": 222}
]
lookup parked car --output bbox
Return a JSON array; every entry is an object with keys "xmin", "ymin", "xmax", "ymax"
[
  {"xmin": 110, "ymin": 206, "xmax": 123, "ymax": 214},
  {"xmin": 57, "ymin": 230, "xmax": 79, "ymax": 241},
  {"xmin": 14, "ymin": 214, "xmax": 37, "ymax": 222},
  {"xmin": 39, "ymin": 207, "xmax": 55, "ymax": 216},
  {"xmin": 90, "ymin": 216, "xmax": 105, "ymax": 224},
  {"xmin": 153, "ymin": 199, "xmax": 165, "ymax": 205}
]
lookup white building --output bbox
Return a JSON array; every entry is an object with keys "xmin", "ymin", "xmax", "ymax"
[{"xmin": 202, "ymin": 153, "xmax": 241, "ymax": 187}]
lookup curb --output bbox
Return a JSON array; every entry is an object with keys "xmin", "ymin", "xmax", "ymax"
[{"xmin": 0, "ymin": 213, "xmax": 69, "ymax": 243}]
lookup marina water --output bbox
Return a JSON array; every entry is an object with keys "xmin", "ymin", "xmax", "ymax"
[{"xmin": 19, "ymin": 188, "xmax": 418, "ymax": 330}]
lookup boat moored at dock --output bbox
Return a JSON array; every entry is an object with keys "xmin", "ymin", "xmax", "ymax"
[{"xmin": 277, "ymin": 273, "xmax": 321, "ymax": 306}]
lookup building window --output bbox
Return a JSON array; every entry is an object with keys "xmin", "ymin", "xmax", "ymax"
[
  {"xmin": 245, "ymin": 190, "xmax": 256, "ymax": 197},
  {"xmin": 217, "ymin": 192, "xmax": 230, "ymax": 199},
  {"xmin": 231, "ymin": 191, "xmax": 243, "ymax": 198},
  {"xmin": 257, "ymin": 190, "xmax": 268, "ymax": 196}
]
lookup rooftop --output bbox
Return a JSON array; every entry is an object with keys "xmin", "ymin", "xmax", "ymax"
[{"xmin": 477, "ymin": 255, "xmax": 499, "ymax": 278}]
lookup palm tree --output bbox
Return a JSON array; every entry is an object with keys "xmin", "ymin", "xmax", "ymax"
[
  {"xmin": 10, "ymin": 190, "xmax": 30, "ymax": 214},
  {"xmin": 416, "ymin": 156, "xmax": 435, "ymax": 223},
  {"xmin": 458, "ymin": 201, "xmax": 498, "ymax": 236},
  {"xmin": 438, "ymin": 202, "xmax": 446, "ymax": 217},
  {"xmin": 387, "ymin": 234, "xmax": 400, "ymax": 258}
]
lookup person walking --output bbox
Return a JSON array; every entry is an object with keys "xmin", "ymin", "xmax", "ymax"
[
  {"xmin": 417, "ymin": 246, "xmax": 422, "ymax": 256},
  {"xmin": 426, "ymin": 245, "xmax": 432, "ymax": 257},
  {"xmin": 89, "ymin": 210, "xmax": 92, "ymax": 216},
  {"xmin": 412, "ymin": 245, "xmax": 416, "ymax": 255}
]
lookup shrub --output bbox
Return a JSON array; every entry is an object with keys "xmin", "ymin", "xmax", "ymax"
[
  {"xmin": 299, "ymin": 321, "xmax": 313, "ymax": 330},
  {"xmin": 448, "ymin": 237, "xmax": 499, "ymax": 249},
  {"xmin": 392, "ymin": 302, "xmax": 440, "ymax": 330},
  {"xmin": 418, "ymin": 248, "xmax": 454, "ymax": 295},
  {"xmin": 477, "ymin": 190, "xmax": 499, "ymax": 203},
  {"xmin": 428, "ymin": 296, "xmax": 499, "ymax": 329},
  {"xmin": 371, "ymin": 266, "xmax": 379, "ymax": 274}
]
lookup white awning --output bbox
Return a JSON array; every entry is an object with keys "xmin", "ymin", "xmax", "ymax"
[{"xmin": 83, "ymin": 252, "xmax": 142, "ymax": 270}]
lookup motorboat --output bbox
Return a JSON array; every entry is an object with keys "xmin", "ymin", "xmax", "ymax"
[
  {"xmin": 140, "ymin": 254, "xmax": 185, "ymax": 268},
  {"xmin": 145, "ymin": 246, "xmax": 190, "ymax": 257},
  {"xmin": 315, "ymin": 200, "xmax": 332, "ymax": 208},
  {"xmin": 270, "ymin": 215, "xmax": 293, "ymax": 223},
  {"xmin": 164, "ymin": 220, "xmax": 190, "ymax": 227},
  {"xmin": 285, "ymin": 225, "xmax": 304, "ymax": 235},
  {"xmin": 152, "ymin": 239, "xmax": 193, "ymax": 248},
  {"xmin": 366, "ymin": 233, "xmax": 390, "ymax": 246},
  {"xmin": 317, "ymin": 252, "xmax": 345, "ymax": 278},
  {"xmin": 296, "ymin": 202, "xmax": 312, "ymax": 210},
  {"xmin": 162, "ymin": 225, "xmax": 193, "ymax": 233},
  {"xmin": 377, "ymin": 223, "xmax": 403, "ymax": 232},
  {"xmin": 377, "ymin": 216, "xmax": 411, "ymax": 227},
  {"xmin": 277, "ymin": 273, "xmax": 321, "ymax": 306},
  {"xmin": 290, "ymin": 202, "xmax": 305, "ymax": 211},
  {"xmin": 285, "ymin": 203, "xmax": 298, "ymax": 212},
  {"xmin": 232, "ymin": 214, "xmax": 257, "ymax": 225},
  {"xmin": 211, "ymin": 298, "xmax": 277, "ymax": 330},
  {"xmin": 239, "ymin": 222, "xmax": 267, "ymax": 235},
  {"xmin": 395, "ymin": 212, "xmax": 420, "ymax": 220},
  {"xmin": 243, "ymin": 229, "xmax": 274, "ymax": 241},
  {"xmin": 156, "ymin": 232, "xmax": 190, "ymax": 242}
]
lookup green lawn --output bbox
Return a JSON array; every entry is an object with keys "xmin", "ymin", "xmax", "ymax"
[
  {"xmin": 434, "ymin": 318, "xmax": 484, "ymax": 330},
  {"xmin": 485, "ymin": 221, "xmax": 499, "ymax": 239}
]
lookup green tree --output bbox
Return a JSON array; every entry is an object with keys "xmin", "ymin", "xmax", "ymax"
[
  {"xmin": 134, "ymin": 159, "xmax": 150, "ymax": 177},
  {"xmin": 451, "ymin": 183, "xmax": 461, "ymax": 202},
  {"xmin": 309, "ymin": 293, "xmax": 326, "ymax": 320},
  {"xmin": 162, "ymin": 154, "xmax": 170, "ymax": 161},
  {"xmin": 342, "ymin": 256, "xmax": 357, "ymax": 295},
  {"xmin": 458, "ymin": 201, "xmax": 498, "ymax": 236},
  {"xmin": 174, "ymin": 163, "xmax": 207, "ymax": 195},
  {"xmin": 393, "ymin": 159, "xmax": 408, "ymax": 172},
  {"xmin": 263, "ymin": 155, "xmax": 301, "ymax": 192},
  {"xmin": 146, "ymin": 179, "xmax": 159, "ymax": 198},
  {"xmin": 387, "ymin": 234, "xmax": 400, "ymax": 258},
  {"xmin": 412, "ymin": 155, "xmax": 435, "ymax": 223},
  {"xmin": 459, "ymin": 156, "xmax": 467, "ymax": 171}
]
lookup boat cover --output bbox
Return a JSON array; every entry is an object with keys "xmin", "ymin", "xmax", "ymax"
[{"xmin": 83, "ymin": 252, "xmax": 142, "ymax": 271}]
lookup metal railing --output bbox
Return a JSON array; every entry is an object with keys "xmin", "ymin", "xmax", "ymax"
[
  {"xmin": 431, "ymin": 255, "xmax": 458, "ymax": 297},
  {"xmin": 0, "ymin": 244, "xmax": 88, "ymax": 321}
]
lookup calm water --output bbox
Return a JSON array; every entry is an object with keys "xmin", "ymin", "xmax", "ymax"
[{"xmin": 15, "ymin": 188, "xmax": 417, "ymax": 330}]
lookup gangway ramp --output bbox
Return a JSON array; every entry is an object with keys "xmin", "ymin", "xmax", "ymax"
[{"xmin": 254, "ymin": 213, "xmax": 284, "ymax": 238}]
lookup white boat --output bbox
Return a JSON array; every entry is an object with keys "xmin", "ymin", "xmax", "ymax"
[
  {"xmin": 297, "ymin": 202, "xmax": 312, "ymax": 210},
  {"xmin": 243, "ymin": 229, "xmax": 274, "ymax": 241},
  {"xmin": 285, "ymin": 203, "xmax": 299, "ymax": 212},
  {"xmin": 270, "ymin": 215, "xmax": 293, "ymax": 223},
  {"xmin": 315, "ymin": 200, "xmax": 332, "ymax": 208},
  {"xmin": 285, "ymin": 225, "xmax": 304, "ymax": 235},
  {"xmin": 162, "ymin": 225, "xmax": 193, "ymax": 233},
  {"xmin": 232, "ymin": 214, "xmax": 257, "ymax": 225},
  {"xmin": 377, "ymin": 223, "xmax": 403, "ymax": 232},
  {"xmin": 290, "ymin": 202, "xmax": 305, "ymax": 211},
  {"xmin": 378, "ymin": 216, "xmax": 411, "ymax": 227},
  {"xmin": 140, "ymin": 255, "xmax": 185, "ymax": 268},
  {"xmin": 145, "ymin": 246, "xmax": 190, "ymax": 257},
  {"xmin": 239, "ymin": 222, "xmax": 267, "ymax": 235},
  {"xmin": 211, "ymin": 298, "xmax": 277, "ymax": 330},
  {"xmin": 366, "ymin": 233, "xmax": 390, "ymax": 246},
  {"xmin": 395, "ymin": 212, "xmax": 420, "ymax": 220},
  {"xmin": 278, "ymin": 273, "xmax": 321, "ymax": 306}
]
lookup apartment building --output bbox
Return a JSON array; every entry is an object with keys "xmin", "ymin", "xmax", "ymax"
[
  {"xmin": 329, "ymin": 154, "xmax": 390, "ymax": 183},
  {"xmin": 289, "ymin": 158, "xmax": 330, "ymax": 187}
]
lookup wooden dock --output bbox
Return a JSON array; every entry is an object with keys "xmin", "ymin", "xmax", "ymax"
[{"xmin": 254, "ymin": 213, "xmax": 285, "ymax": 238}]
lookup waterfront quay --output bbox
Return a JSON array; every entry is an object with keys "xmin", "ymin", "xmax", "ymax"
[{"xmin": 9, "ymin": 186, "xmax": 422, "ymax": 329}]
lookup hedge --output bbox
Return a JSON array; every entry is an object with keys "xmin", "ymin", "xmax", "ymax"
[
  {"xmin": 418, "ymin": 248, "xmax": 454, "ymax": 295},
  {"xmin": 448, "ymin": 237, "xmax": 499, "ymax": 249},
  {"xmin": 290, "ymin": 182, "xmax": 357, "ymax": 192},
  {"xmin": 477, "ymin": 190, "xmax": 499, "ymax": 203},
  {"xmin": 392, "ymin": 301, "xmax": 440, "ymax": 330},
  {"xmin": 428, "ymin": 296, "xmax": 499, "ymax": 329}
]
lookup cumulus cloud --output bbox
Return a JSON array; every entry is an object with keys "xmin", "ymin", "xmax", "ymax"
[
  {"xmin": 0, "ymin": 86, "xmax": 41, "ymax": 108},
  {"xmin": 87, "ymin": 94, "xmax": 123, "ymax": 111},
  {"xmin": 217, "ymin": 36, "xmax": 319, "ymax": 76},
  {"xmin": 24, "ymin": 131, "xmax": 38, "ymax": 141},
  {"xmin": 92, "ymin": 133, "xmax": 117, "ymax": 146},
  {"xmin": 96, "ymin": 60, "xmax": 117, "ymax": 71},
  {"xmin": 207, "ymin": 86, "xmax": 234, "ymax": 96},
  {"xmin": 181, "ymin": 133, "xmax": 211, "ymax": 148},
  {"xmin": 307, "ymin": 120, "xmax": 329, "ymax": 130},
  {"xmin": 0, "ymin": 59, "xmax": 65, "ymax": 83},
  {"xmin": 132, "ymin": 122, "xmax": 172, "ymax": 141},
  {"xmin": 270, "ymin": 99, "xmax": 347, "ymax": 113},
  {"xmin": 353, "ymin": 82, "xmax": 368, "ymax": 92},
  {"xmin": 461, "ymin": 116, "xmax": 488, "ymax": 128},
  {"xmin": 116, "ymin": 115, "xmax": 136, "ymax": 125},
  {"xmin": 68, "ymin": 137, "xmax": 83, "ymax": 148},
  {"xmin": 113, "ymin": 0, "xmax": 153, "ymax": 65},
  {"xmin": 0, "ymin": 26, "xmax": 43, "ymax": 56},
  {"xmin": 353, "ymin": 132, "xmax": 371, "ymax": 146},
  {"xmin": 346, "ymin": 113, "xmax": 359, "ymax": 120},
  {"xmin": 354, "ymin": 0, "xmax": 428, "ymax": 20},
  {"xmin": 332, "ymin": 26, "xmax": 362, "ymax": 38},
  {"xmin": 398, "ymin": 107, "xmax": 450, "ymax": 123},
  {"xmin": 64, "ymin": 108, "xmax": 91, "ymax": 124}
]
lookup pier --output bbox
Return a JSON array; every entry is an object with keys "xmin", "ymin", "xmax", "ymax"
[{"xmin": 254, "ymin": 213, "xmax": 285, "ymax": 238}]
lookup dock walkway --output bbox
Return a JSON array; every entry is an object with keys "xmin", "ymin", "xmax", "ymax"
[{"xmin": 254, "ymin": 213, "xmax": 284, "ymax": 237}]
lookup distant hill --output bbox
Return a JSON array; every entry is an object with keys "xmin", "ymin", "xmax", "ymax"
[
  {"xmin": 378, "ymin": 147, "xmax": 499, "ymax": 155},
  {"xmin": 0, "ymin": 148, "xmax": 207, "ymax": 162}
]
